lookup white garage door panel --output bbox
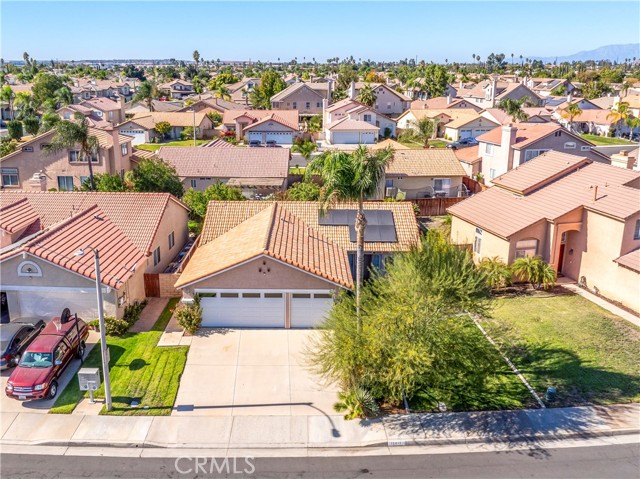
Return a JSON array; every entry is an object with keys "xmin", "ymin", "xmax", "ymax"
[
  {"xmin": 265, "ymin": 132, "xmax": 293, "ymax": 145},
  {"xmin": 290, "ymin": 293, "xmax": 334, "ymax": 328},
  {"xmin": 15, "ymin": 290, "xmax": 98, "ymax": 320},
  {"xmin": 120, "ymin": 130, "xmax": 146, "ymax": 145},
  {"xmin": 200, "ymin": 293, "xmax": 284, "ymax": 328},
  {"xmin": 460, "ymin": 129, "xmax": 473, "ymax": 139}
]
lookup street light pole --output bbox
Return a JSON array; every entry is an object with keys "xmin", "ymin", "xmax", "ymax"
[{"xmin": 76, "ymin": 247, "xmax": 113, "ymax": 411}]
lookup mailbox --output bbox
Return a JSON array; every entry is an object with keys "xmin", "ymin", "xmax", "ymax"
[{"xmin": 78, "ymin": 368, "xmax": 101, "ymax": 391}]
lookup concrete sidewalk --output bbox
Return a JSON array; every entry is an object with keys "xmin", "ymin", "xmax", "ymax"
[
  {"xmin": 560, "ymin": 283, "xmax": 640, "ymax": 328},
  {"xmin": 1, "ymin": 403, "xmax": 637, "ymax": 450}
]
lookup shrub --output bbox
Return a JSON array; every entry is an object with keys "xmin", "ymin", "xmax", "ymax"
[
  {"xmin": 176, "ymin": 295, "xmax": 202, "ymax": 334},
  {"xmin": 7, "ymin": 120, "xmax": 23, "ymax": 140},
  {"xmin": 123, "ymin": 300, "xmax": 147, "ymax": 326},
  {"xmin": 104, "ymin": 316, "xmax": 130, "ymax": 336},
  {"xmin": 478, "ymin": 257, "xmax": 512, "ymax": 291},
  {"xmin": 87, "ymin": 319, "xmax": 100, "ymax": 331},
  {"xmin": 511, "ymin": 256, "xmax": 556, "ymax": 290},
  {"xmin": 334, "ymin": 386, "xmax": 380, "ymax": 420},
  {"xmin": 180, "ymin": 126, "xmax": 195, "ymax": 141}
]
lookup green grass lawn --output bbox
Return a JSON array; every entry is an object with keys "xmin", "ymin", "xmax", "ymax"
[
  {"xmin": 136, "ymin": 139, "xmax": 210, "ymax": 151},
  {"xmin": 482, "ymin": 292, "xmax": 640, "ymax": 407},
  {"xmin": 289, "ymin": 166, "xmax": 306, "ymax": 175},
  {"xmin": 580, "ymin": 134, "xmax": 636, "ymax": 146},
  {"xmin": 50, "ymin": 300, "xmax": 188, "ymax": 415},
  {"xmin": 397, "ymin": 138, "xmax": 448, "ymax": 149}
]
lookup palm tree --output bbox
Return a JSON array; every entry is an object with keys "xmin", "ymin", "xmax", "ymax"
[
  {"xmin": 0, "ymin": 85, "xmax": 15, "ymax": 120},
  {"xmin": 356, "ymin": 83, "xmax": 376, "ymax": 107},
  {"xmin": 291, "ymin": 140, "xmax": 317, "ymax": 161},
  {"xmin": 478, "ymin": 257, "xmax": 512, "ymax": 291},
  {"xmin": 306, "ymin": 145, "xmax": 395, "ymax": 326},
  {"xmin": 133, "ymin": 80, "xmax": 157, "ymax": 112},
  {"xmin": 45, "ymin": 114, "xmax": 99, "ymax": 190},
  {"xmin": 14, "ymin": 92, "xmax": 37, "ymax": 120},
  {"xmin": 193, "ymin": 50, "xmax": 200, "ymax": 68},
  {"xmin": 607, "ymin": 102, "xmax": 630, "ymax": 136},
  {"xmin": 213, "ymin": 85, "xmax": 231, "ymax": 101},
  {"xmin": 511, "ymin": 256, "xmax": 556, "ymax": 290},
  {"xmin": 497, "ymin": 98, "xmax": 529, "ymax": 122},
  {"xmin": 560, "ymin": 103, "xmax": 583, "ymax": 133},
  {"xmin": 410, "ymin": 117, "xmax": 435, "ymax": 147}
]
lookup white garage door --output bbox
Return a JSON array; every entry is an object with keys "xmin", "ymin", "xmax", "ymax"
[
  {"xmin": 120, "ymin": 129, "xmax": 146, "ymax": 145},
  {"xmin": 13, "ymin": 290, "xmax": 99, "ymax": 320},
  {"xmin": 290, "ymin": 292, "xmax": 334, "ymax": 328},
  {"xmin": 265, "ymin": 132, "xmax": 293, "ymax": 145},
  {"xmin": 200, "ymin": 291, "xmax": 285, "ymax": 328},
  {"xmin": 460, "ymin": 129, "xmax": 473, "ymax": 139}
]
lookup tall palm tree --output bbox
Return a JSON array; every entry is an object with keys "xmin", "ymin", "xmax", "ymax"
[
  {"xmin": 607, "ymin": 101, "xmax": 630, "ymax": 136},
  {"xmin": 133, "ymin": 80, "xmax": 157, "ymax": 112},
  {"xmin": 497, "ymin": 98, "xmax": 529, "ymax": 122},
  {"xmin": 561, "ymin": 102, "xmax": 583, "ymax": 133},
  {"xmin": 410, "ymin": 117, "xmax": 435, "ymax": 147},
  {"xmin": 45, "ymin": 114, "xmax": 99, "ymax": 190},
  {"xmin": 213, "ymin": 85, "xmax": 231, "ymax": 100},
  {"xmin": 306, "ymin": 145, "xmax": 395, "ymax": 326},
  {"xmin": 356, "ymin": 83, "xmax": 376, "ymax": 107},
  {"xmin": 14, "ymin": 92, "xmax": 37, "ymax": 120},
  {"xmin": 193, "ymin": 50, "xmax": 200, "ymax": 68},
  {"xmin": 291, "ymin": 140, "xmax": 317, "ymax": 160}
]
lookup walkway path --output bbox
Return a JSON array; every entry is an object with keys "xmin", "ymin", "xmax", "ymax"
[
  {"xmin": 129, "ymin": 298, "xmax": 169, "ymax": 333},
  {"xmin": 560, "ymin": 283, "xmax": 640, "ymax": 328}
]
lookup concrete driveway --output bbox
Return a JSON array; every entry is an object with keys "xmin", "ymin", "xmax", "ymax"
[{"xmin": 172, "ymin": 329, "xmax": 339, "ymax": 417}]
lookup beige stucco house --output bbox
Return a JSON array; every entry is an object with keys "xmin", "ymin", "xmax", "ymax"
[
  {"xmin": 118, "ymin": 112, "xmax": 213, "ymax": 145},
  {"xmin": 0, "ymin": 191, "xmax": 190, "ymax": 320},
  {"xmin": 271, "ymin": 82, "xmax": 326, "ymax": 118},
  {"xmin": 0, "ymin": 128, "xmax": 133, "ymax": 191},
  {"xmin": 221, "ymin": 109, "xmax": 299, "ymax": 144},
  {"xmin": 448, "ymin": 151, "xmax": 640, "ymax": 312}
]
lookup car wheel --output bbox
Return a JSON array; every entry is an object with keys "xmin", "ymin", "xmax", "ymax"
[
  {"xmin": 75, "ymin": 341, "xmax": 86, "ymax": 359},
  {"xmin": 48, "ymin": 380, "xmax": 58, "ymax": 399},
  {"xmin": 11, "ymin": 354, "xmax": 20, "ymax": 367}
]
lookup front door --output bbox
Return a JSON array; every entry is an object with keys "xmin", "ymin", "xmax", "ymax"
[
  {"xmin": 1, "ymin": 292, "xmax": 9, "ymax": 324},
  {"xmin": 557, "ymin": 232, "xmax": 567, "ymax": 275}
]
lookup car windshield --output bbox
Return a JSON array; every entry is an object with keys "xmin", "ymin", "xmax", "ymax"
[{"xmin": 19, "ymin": 351, "xmax": 53, "ymax": 368}]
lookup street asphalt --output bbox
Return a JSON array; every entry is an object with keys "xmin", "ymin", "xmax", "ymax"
[{"xmin": 2, "ymin": 442, "xmax": 638, "ymax": 479}]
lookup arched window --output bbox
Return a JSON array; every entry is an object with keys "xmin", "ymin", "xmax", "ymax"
[
  {"xmin": 17, "ymin": 260, "xmax": 42, "ymax": 277},
  {"xmin": 515, "ymin": 239, "xmax": 538, "ymax": 259}
]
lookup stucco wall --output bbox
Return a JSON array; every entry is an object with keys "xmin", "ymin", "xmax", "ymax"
[
  {"xmin": 144, "ymin": 200, "xmax": 190, "ymax": 274},
  {"xmin": 388, "ymin": 176, "xmax": 464, "ymax": 199},
  {"xmin": 449, "ymin": 216, "xmax": 511, "ymax": 261}
]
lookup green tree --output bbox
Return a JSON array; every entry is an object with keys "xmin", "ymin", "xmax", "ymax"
[
  {"xmin": 560, "ymin": 103, "xmax": 583, "ymax": 132},
  {"xmin": 285, "ymin": 181, "xmax": 321, "ymax": 201},
  {"xmin": 607, "ymin": 101, "xmax": 631, "ymax": 135},
  {"xmin": 422, "ymin": 64, "xmax": 452, "ymax": 98},
  {"xmin": 410, "ymin": 117, "xmax": 435, "ymax": 148},
  {"xmin": 306, "ymin": 145, "xmax": 394, "ymax": 323},
  {"xmin": 182, "ymin": 182, "xmax": 245, "ymax": 218},
  {"xmin": 22, "ymin": 116, "xmax": 40, "ymax": 136},
  {"xmin": 250, "ymin": 70, "xmax": 286, "ymax": 109},
  {"xmin": 0, "ymin": 85, "xmax": 15, "ymax": 120},
  {"xmin": 213, "ymin": 85, "xmax": 231, "ymax": 100},
  {"xmin": 0, "ymin": 138, "xmax": 19, "ymax": 157},
  {"xmin": 308, "ymin": 114, "xmax": 323, "ymax": 132},
  {"xmin": 128, "ymin": 158, "xmax": 184, "ymax": 197},
  {"xmin": 356, "ymin": 83, "xmax": 377, "ymax": 107},
  {"xmin": 497, "ymin": 98, "xmax": 529, "ymax": 122},
  {"xmin": 192, "ymin": 50, "xmax": 200, "ymax": 68},
  {"xmin": 40, "ymin": 110, "xmax": 60, "ymax": 133},
  {"xmin": 14, "ymin": 92, "xmax": 37, "ymax": 120},
  {"xmin": 46, "ymin": 115, "xmax": 99, "ymax": 190},
  {"xmin": 154, "ymin": 121, "xmax": 172, "ymax": 140},
  {"xmin": 582, "ymin": 80, "xmax": 612, "ymax": 100},
  {"xmin": 291, "ymin": 139, "xmax": 317, "ymax": 160},
  {"xmin": 80, "ymin": 172, "xmax": 126, "ymax": 192},
  {"xmin": 7, "ymin": 120, "xmax": 23, "ymax": 140},
  {"xmin": 133, "ymin": 80, "xmax": 157, "ymax": 112},
  {"xmin": 511, "ymin": 256, "xmax": 556, "ymax": 290},
  {"xmin": 206, "ymin": 111, "xmax": 222, "ymax": 126},
  {"xmin": 31, "ymin": 73, "xmax": 68, "ymax": 108}
]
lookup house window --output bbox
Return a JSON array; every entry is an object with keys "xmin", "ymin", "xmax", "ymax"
[
  {"xmin": 1, "ymin": 168, "xmax": 19, "ymax": 187},
  {"xmin": 17, "ymin": 260, "xmax": 42, "ymax": 277},
  {"xmin": 523, "ymin": 149, "xmax": 550, "ymax": 162},
  {"xmin": 95, "ymin": 111, "xmax": 103, "ymax": 117},
  {"xmin": 554, "ymin": 131, "xmax": 562, "ymax": 137},
  {"xmin": 634, "ymin": 220, "xmax": 640, "ymax": 240},
  {"xmin": 121, "ymin": 143, "xmax": 128, "ymax": 156},
  {"xmin": 153, "ymin": 247, "xmax": 161, "ymax": 266},
  {"xmin": 489, "ymin": 169, "xmax": 497, "ymax": 179},
  {"xmin": 22, "ymin": 146, "xmax": 33, "ymax": 152},
  {"xmin": 473, "ymin": 228, "xmax": 482, "ymax": 255},
  {"xmin": 190, "ymin": 179, "xmax": 197, "ymax": 188},
  {"xmin": 108, "ymin": 111, "xmax": 113, "ymax": 120},
  {"xmin": 305, "ymin": 102, "xmax": 311, "ymax": 109},
  {"xmin": 57, "ymin": 176, "xmax": 74, "ymax": 191},
  {"xmin": 434, "ymin": 178, "xmax": 451, "ymax": 194},
  {"xmin": 292, "ymin": 102, "xmax": 297, "ymax": 108},
  {"xmin": 39, "ymin": 143, "xmax": 51, "ymax": 150},
  {"xmin": 63, "ymin": 112, "xmax": 71, "ymax": 120},
  {"xmin": 79, "ymin": 176, "xmax": 90, "ymax": 187},
  {"xmin": 363, "ymin": 114, "xmax": 372, "ymax": 122},
  {"xmin": 168, "ymin": 231, "xmax": 175, "ymax": 250},
  {"xmin": 316, "ymin": 102, "xmax": 321, "ymax": 108},
  {"xmin": 385, "ymin": 179, "xmax": 394, "ymax": 188},
  {"xmin": 564, "ymin": 142, "xmax": 576, "ymax": 149},
  {"xmin": 581, "ymin": 145, "xmax": 590, "ymax": 151},
  {"xmin": 485, "ymin": 143, "xmax": 494, "ymax": 155},
  {"xmin": 515, "ymin": 238, "xmax": 538, "ymax": 259},
  {"xmin": 69, "ymin": 150, "xmax": 98, "ymax": 163}
]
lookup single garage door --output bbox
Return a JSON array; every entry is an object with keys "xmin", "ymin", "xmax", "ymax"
[
  {"xmin": 12, "ymin": 290, "xmax": 99, "ymax": 320},
  {"xmin": 200, "ymin": 291, "xmax": 285, "ymax": 328},
  {"xmin": 265, "ymin": 132, "xmax": 293, "ymax": 145},
  {"xmin": 120, "ymin": 129, "xmax": 146, "ymax": 145},
  {"xmin": 460, "ymin": 129, "xmax": 473, "ymax": 139},
  {"xmin": 290, "ymin": 292, "xmax": 334, "ymax": 328}
]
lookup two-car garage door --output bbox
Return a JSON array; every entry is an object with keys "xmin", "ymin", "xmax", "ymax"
[{"xmin": 198, "ymin": 290, "xmax": 334, "ymax": 329}]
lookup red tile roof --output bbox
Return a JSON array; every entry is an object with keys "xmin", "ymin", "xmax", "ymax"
[
  {"xmin": 0, "ymin": 191, "xmax": 188, "ymax": 254},
  {"xmin": 615, "ymin": 248, "xmax": 640, "ymax": 273},
  {"xmin": 454, "ymin": 145, "xmax": 481, "ymax": 164},
  {"xmin": 0, "ymin": 198, "xmax": 39, "ymax": 234},
  {"xmin": 242, "ymin": 113, "xmax": 299, "ymax": 132},
  {"xmin": 1, "ymin": 205, "xmax": 145, "ymax": 288},
  {"xmin": 476, "ymin": 122, "xmax": 587, "ymax": 150},
  {"xmin": 222, "ymin": 109, "xmax": 299, "ymax": 128}
]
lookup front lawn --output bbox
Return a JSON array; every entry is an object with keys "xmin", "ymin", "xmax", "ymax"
[
  {"xmin": 397, "ymin": 138, "xmax": 447, "ymax": 149},
  {"xmin": 136, "ymin": 139, "xmax": 210, "ymax": 151},
  {"xmin": 50, "ymin": 302, "xmax": 188, "ymax": 415},
  {"xmin": 579, "ymin": 134, "xmax": 636, "ymax": 146},
  {"xmin": 482, "ymin": 292, "xmax": 640, "ymax": 407}
]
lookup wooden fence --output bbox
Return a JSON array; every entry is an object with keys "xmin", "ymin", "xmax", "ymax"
[{"xmin": 409, "ymin": 197, "xmax": 467, "ymax": 216}]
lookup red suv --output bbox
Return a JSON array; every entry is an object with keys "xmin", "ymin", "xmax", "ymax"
[{"xmin": 5, "ymin": 309, "xmax": 88, "ymax": 401}]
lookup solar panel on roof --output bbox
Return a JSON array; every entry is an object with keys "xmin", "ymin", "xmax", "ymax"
[
  {"xmin": 318, "ymin": 209, "xmax": 395, "ymax": 227},
  {"xmin": 348, "ymin": 225, "xmax": 398, "ymax": 243}
]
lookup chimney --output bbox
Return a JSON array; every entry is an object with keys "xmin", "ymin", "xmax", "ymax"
[
  {"xmin": 446, "ymin": 94, "xmax": 451, "ymax": 105},
  {"xmin": 613, "ymin": 95, "xmax": 620, "ymax": 108},
  {"xmin": 593, "ymin": 185, "xmax": 598, "ymax": 201},
  {"xmin": 327, "ymin": 79, "xmax": 333, "ymax": 104},
  {"xmin": 118, "ymin": 96, "xmax": 126, "ymax": 124},
  {"xmin": 28, "ymin": 171, "xmax": 47, "ymax": 191},
  {"xmin": 459, "ymin": 80, "xmax": 463, "ymax": 90},
  {"xmin": 109, "ymin": 126, "xmax": 124, "ymax": 174},
  {"xmin": 501, "ymin": 124, "xmax": 517, "ymax": 170},
  {"xmin": 349, "ymin": 81, "xmax": 356, "ymax": 100},
  {"xmin": 567, "ymin": 92, "xmax": 572, "ymax": 103},
  {"xmin": 322, "ymin": 98, "xmax": 328, "ymax": 126},
  {"xmin": 490, "ymin": 77, "xmax": 497, "ymax": 107}
]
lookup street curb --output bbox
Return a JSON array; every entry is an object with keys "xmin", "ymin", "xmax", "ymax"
[{"xmin": 2, "ymin": 428, "xmax": 638, "ymax": 451}]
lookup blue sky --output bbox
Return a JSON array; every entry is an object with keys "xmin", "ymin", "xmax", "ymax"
[{"xmin": 1, "ymin": 1, "xmax": 638, "ymax": 62}]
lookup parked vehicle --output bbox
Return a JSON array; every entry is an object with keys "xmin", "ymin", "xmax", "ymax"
[
  {"xmin": 249, "ymin": 140, "xmax": 261, "ymax": 147},
  {"xmin": 0, "ymin": 319, "xmax": 46, "ymax": 370},
  {"xmin": 5, "ymin": 309, "xmax": 88, "ymax": 400},
  {"xmin": 446, "ymin": 137, "xmax": 479, "ymax": 149}
]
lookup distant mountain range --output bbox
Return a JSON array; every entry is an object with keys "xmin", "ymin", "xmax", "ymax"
[{"xmin": 531, "ymin": 44, "xmax": 640, "ymax": 63}]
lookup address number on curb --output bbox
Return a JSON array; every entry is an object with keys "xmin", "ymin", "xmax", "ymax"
[{"xmin": 388, "ymin": 440, "xmax": 407, "ymax": 446}]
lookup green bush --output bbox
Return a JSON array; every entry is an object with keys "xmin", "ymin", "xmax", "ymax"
[
  {"xmin": 176, "ymin": 296, "xmax": 202, "ymax": 334},
  {"xmin": 104, "ymin": 316, "xmax": 130, "ymax": 336},
  {"xmin": 180, "ymin": 126, "xmax": 195, "ymax": 141},
  {"xmin": 334, "ymin": 386, "xmax": 380, "ymax": 420},
  {"xmin": 123, "ymin": 300, "xmax": 148, "ymax": 326},
  {"xmin": 7, "ymin": 120, "xmax": 23, "ymax": 140}
]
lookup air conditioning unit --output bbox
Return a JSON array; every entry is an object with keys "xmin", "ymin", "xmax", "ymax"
[{"xmin": 385, "ymin": 187, "xmax": 397, "ymax": 198}]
